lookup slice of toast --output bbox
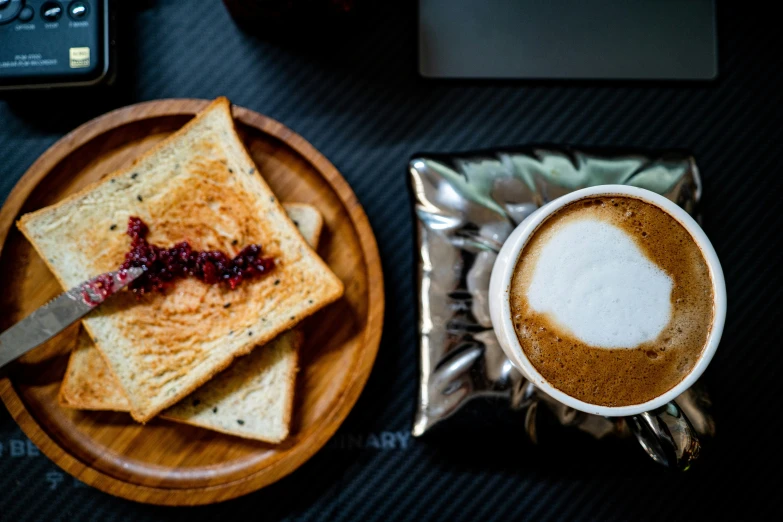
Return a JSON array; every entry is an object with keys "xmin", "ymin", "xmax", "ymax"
[
  {"xmin": 59, "ymin": 204, "xmax": 323, "ymax": 442},
  {"xmin": 18, "ymin": 98, "xmax": 343, "ymax": 422}
]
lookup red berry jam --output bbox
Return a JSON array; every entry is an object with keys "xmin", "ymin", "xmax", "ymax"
[
  {"xmin": 81, "ymin": 273, "xmax": 118, "ymax": 306},
  {"xmin": 119, "ymin": 217, "xmax": 274, "ymax": 295}
]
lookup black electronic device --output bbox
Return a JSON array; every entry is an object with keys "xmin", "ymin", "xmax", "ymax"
[
  {"xmin": 419, "ymin": 0, "xmax": 717, "ymax": 80},
  {"xmin": 0, "ymin": 0, "xmax": 113, "ymax": 90}
]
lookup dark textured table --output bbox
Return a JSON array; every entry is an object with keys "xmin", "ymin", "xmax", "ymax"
[{"xmin": 1, "ymin": 2, "xmax": 780, "ymax": 520}]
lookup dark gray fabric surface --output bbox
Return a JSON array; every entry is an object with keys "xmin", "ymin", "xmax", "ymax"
[{"xmin": 1, "ymin": 1, "xmax": 780, "ymax": 520}]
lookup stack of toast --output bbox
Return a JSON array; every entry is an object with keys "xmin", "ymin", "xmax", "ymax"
[{"xmin": 17, "ymin": 98, "xmax": 344, "ymax": 443}]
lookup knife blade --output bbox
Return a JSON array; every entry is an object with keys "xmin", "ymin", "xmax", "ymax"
[{"xmin": 0, "ymin": 267, "xmax": 144, "ymax": 370}]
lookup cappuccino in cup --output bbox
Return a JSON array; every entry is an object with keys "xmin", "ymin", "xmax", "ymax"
[{"xmin": 508, "ymin": 195, "xmax": 715, "ymax": 407}]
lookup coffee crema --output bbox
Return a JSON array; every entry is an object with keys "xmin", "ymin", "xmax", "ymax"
[{"xmin": 509, "ymin": 196, "xmax": 714, "ymax": 407}]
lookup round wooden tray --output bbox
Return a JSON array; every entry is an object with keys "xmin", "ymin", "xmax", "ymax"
[{"xmin": 0, "ymin": 99, "xmax": 384, "ymax": 505}]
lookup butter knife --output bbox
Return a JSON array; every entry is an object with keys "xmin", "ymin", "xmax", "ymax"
[{"xmin": 0, "ymin": 267, "xmax": 144, "ymax": 370}]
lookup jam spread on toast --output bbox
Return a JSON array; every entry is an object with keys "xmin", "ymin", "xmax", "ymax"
[{"xmin": 120, "ymin": 217, "xmax": 274, "ymax": 295}]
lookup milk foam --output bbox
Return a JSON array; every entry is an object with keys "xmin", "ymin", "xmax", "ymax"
[{"xmin": 527, "ymin": 218, "xmax": 673, "ymax": 348}]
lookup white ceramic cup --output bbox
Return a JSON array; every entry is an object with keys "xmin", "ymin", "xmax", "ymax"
[{"xmin": 488, "ymin": 185, "xmax": 727, "ymax": 417}]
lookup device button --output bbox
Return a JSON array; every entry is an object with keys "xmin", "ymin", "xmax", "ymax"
[
  {"xmin": 41, "ymin": 1, "xmax": 63, "ymax": 21},
  {"xmin": 0, "ymin": 0, "xmax": 23, "ymax": 25},
  {"xmin": 68, "ymin": 1, "xmax": 88, "ymax": 19},
  {"xmin": 18, "ymin": 5, "xmax": 33, "ymax": 22}
]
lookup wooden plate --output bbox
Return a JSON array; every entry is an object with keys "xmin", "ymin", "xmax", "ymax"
[{"xmin": 0, "ymin": 99, "xmax": 383, "ymax": 505}]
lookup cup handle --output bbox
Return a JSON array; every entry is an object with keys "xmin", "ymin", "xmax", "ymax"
[{"xmin": 628, "ymin": 401, "xmax": 701, "ymax": 470}]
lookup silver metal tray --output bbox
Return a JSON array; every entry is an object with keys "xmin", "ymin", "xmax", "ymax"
[{"xmin": 408, "ymin": 147, "xmax": 714, "ymax": 466}]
